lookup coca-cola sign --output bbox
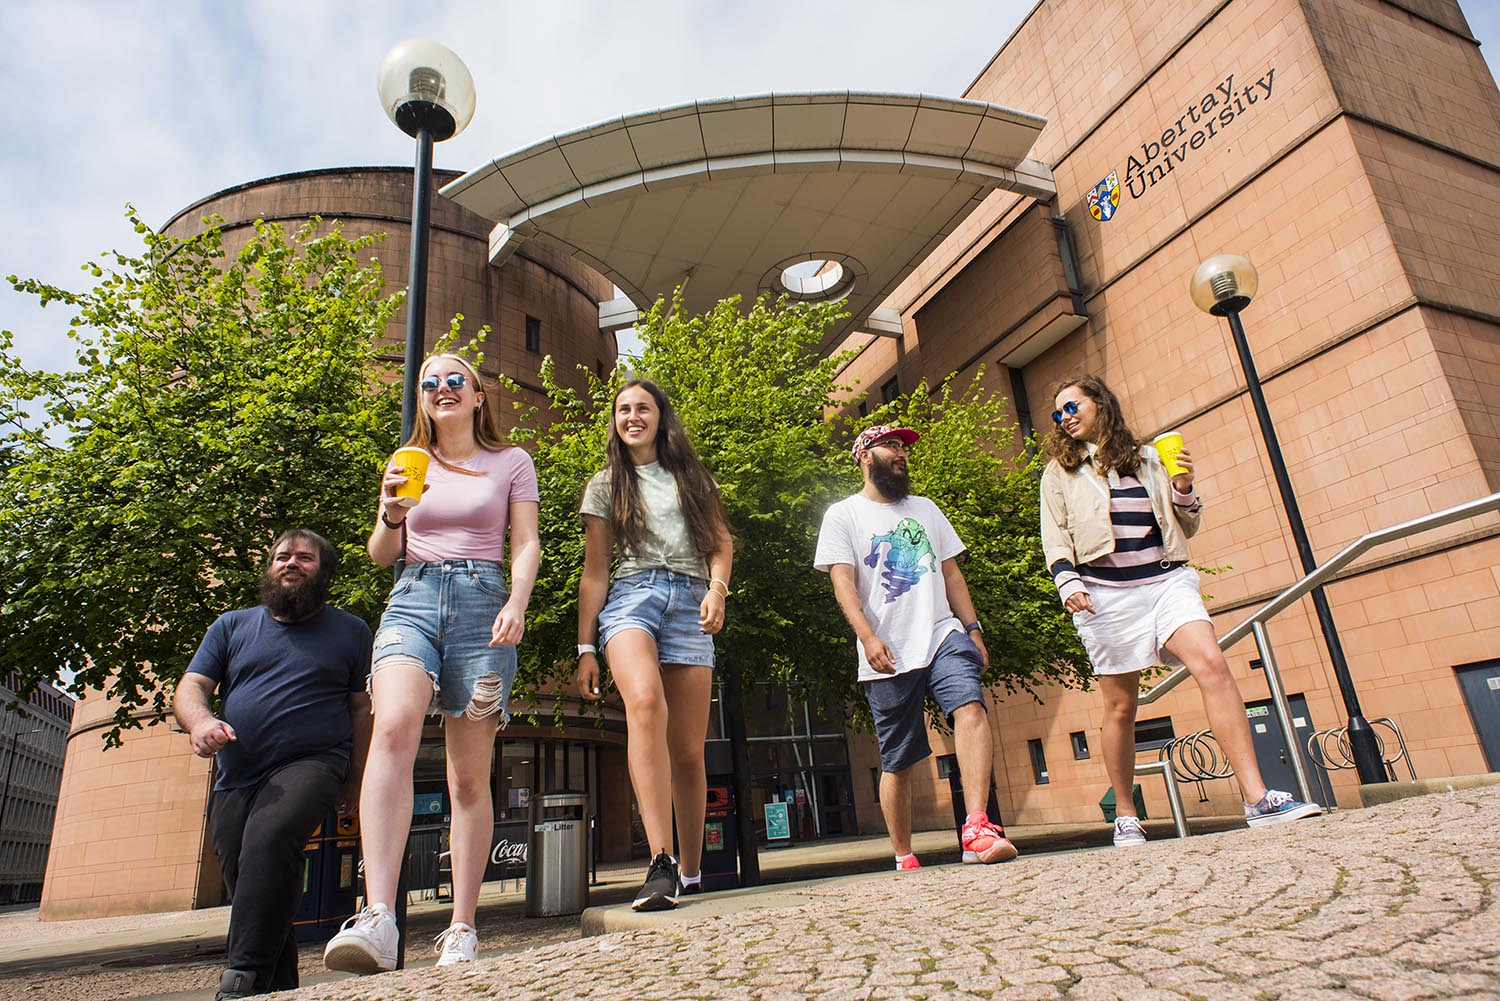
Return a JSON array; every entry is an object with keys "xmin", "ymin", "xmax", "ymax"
[{"xmin": 483, "ymin": 821, "xmax": 528, "ymax": 881}]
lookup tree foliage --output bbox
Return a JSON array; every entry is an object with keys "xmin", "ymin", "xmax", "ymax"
[
  {"xmin": 516, "ymin": 292, "xmax": 1089, "ymax": 728},
  {"xmin": 0, "ymin": 212, "xmax": 403, "ymax": 739}
]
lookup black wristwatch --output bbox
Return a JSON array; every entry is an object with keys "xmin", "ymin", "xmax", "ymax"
[{"xmin": 964, "ymin": 621, "xmax": 983, "ymax": 635}]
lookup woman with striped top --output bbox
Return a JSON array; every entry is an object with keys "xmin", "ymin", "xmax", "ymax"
[{"xmin": 1039, "ymin": 375, "xmax": 1319, "ymax": 847}]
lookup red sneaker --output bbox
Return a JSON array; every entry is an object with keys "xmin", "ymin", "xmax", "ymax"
[
  {"xmin": 961, "ymin": 811, "xmax": 1019, "ymax": 864},
  {"xmin": 895, "ymin": 853, "xmax": 922, "ymax": 871}
]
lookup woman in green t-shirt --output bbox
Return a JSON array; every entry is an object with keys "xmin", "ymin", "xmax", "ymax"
[{"xmin": 575, "ymin": 379, "xmax": 733, "ymax": 911}]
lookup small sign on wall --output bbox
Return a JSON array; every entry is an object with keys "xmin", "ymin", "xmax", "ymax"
[{"xmin": 765, "ymin": 802, "xmax": 791, "ymax": 841}]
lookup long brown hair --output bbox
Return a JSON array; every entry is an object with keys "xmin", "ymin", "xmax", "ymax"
[
  {"xmin": 604, "ymin": 379, "xmax": 727, "ymax": 559},
  {"xmin": 401, "ymin": 353, "xmax": 512, "ymax": 475},
  {"xmin": 1042, "ymin": 374, "xmax": 1142, "ymax": 477}
]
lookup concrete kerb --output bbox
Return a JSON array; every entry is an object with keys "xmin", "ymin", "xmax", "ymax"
[{"xmin": 1359, "ymin": 771, "xmax": 1500, "ymax": 806}]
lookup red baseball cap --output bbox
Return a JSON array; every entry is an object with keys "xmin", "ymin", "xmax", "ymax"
[{"xmin": 851, "ymin": 424, "xmax": 920, "ymax": 460}]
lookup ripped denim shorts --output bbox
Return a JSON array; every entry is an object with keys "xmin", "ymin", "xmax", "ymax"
[{"xmin": 371, "ymin": 560, "xmax": 517, "ymax": 721}]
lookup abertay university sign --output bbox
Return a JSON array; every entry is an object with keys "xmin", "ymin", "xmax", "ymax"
[{"xmin": 1088, "ymin": 64, "xmax": 1279, "ymax": 222}]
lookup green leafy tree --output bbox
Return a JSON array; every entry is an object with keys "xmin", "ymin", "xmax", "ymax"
[
  {"xmin": 518, "ymin": 291, "xmax": 1087, "ymax": 879},
  {"xmin": 0, "ymin": 212, "xmax": 403, "ymax": 739}
]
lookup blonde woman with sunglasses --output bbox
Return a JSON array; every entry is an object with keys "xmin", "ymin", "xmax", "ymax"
[{"xmin": 325, "ymin": 354, "xmax": 539, "ymax": 973}]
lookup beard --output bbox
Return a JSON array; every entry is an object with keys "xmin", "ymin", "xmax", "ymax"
[
  {"xmin": 258, "ymin": 566, "xmax": 330, "ymax": 621},
  {"xmin": 869, "ymin": 453, "xmax": 911, "ymax": 501}
]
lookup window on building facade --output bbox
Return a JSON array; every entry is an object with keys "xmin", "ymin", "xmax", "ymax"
[
  {"xmin": 1028, "ymin": 738, "xmax": 1049, "ymax": 784},
  {"xmin": 525, "ymin": 315, "xmax": 541, "ymax": 354},
  {"xmin": 881, "ymin": 376, "xmax": 900, "ymax": 404},
  {"xmin": 1135, "ymin": 716, "xmax": 1176, "ymax": 751},
  {"xmin": 936, "ymin": 754, "xmax": 957, "ymax": 779},
  {"xmin": 1070, "ymin": 730, "xmax": 1090, "ymax": 760}
]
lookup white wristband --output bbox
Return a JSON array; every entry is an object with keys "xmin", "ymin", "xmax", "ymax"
[{"xmin": 577, "ymin": 644, "xmax": 597, "ymax": 657}]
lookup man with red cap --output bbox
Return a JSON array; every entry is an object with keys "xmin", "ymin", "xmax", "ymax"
[{"xmin": 814, "ymin": 425, "xmax": 1016, "ymax": 870}]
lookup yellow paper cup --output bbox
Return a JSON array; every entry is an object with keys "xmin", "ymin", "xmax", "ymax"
[
  {"xmin": 1153, "ymin": 432, "xmax": 1187, "ymax": 478},
  {"xmin": 391, "ymin": 447, "xmax": 430, "ymax": 507}
]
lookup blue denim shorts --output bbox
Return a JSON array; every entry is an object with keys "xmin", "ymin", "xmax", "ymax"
[
  {"xmin": 597, "ymin": 570, "xmax": 715, "ymax": 668},
  {"xmin": 372, "ymin": 560, "xmax": 518, "ymax": 720},
  {"xmin": 865, "ymin": 630, "xmax": 987, "ymax": 773}
]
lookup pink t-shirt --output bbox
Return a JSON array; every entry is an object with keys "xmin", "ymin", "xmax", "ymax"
[{"xmin": 403, "ymin": 446, "xmax": 539, "ymax": 564}]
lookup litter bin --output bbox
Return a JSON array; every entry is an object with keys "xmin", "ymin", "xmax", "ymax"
[
  {"xmin": 1099, "ymin": 785, "xmax": 1148, "ymax": 823},
  {"xmin": 526, "ymin": 792, "xmax": 588, "ymax": 917},
  {"xmin": 701, "ymin": 783, "xmax": 738, "ymax": 892},
  {"xmin": 292, "ymin": 814, "xmax": 360, "ymax": 942}
]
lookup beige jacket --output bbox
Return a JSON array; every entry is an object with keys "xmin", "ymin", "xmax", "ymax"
[{"xmin": 1039, "ymin": 444, "xmax": 1202, "ymax": 588}]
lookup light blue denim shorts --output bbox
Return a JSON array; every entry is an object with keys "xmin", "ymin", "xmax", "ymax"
[
  {"xmin": 372, "ymin": 560, "xmax": 518, "ymax": 720},
  {"xmin": 597, "ymin": 570, "xmax": 716, "ymax": 668}
]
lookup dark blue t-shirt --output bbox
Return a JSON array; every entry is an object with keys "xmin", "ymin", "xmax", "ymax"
[{"xmin": 186, "ymin": 604, "xmax": 372, "ymax": 790}]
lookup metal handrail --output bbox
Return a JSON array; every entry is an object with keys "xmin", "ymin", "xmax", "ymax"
[{"xmin": 1141, "ymin": 490, "xmax": 1500, "ymax": 705}]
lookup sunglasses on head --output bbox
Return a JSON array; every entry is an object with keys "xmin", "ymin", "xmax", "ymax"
[
  {"xmin": 420, "ymin": 373, "xmax": 468, "ymax": 393},
  {"xmin": 1051, "ymin": 400, "xmax": 1081, "ymax": 425}
]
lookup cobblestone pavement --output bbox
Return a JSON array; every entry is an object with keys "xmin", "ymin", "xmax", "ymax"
[
  {"xmin": 283, "ymin": 787, "xmax": 1500, "ymax": 1000},
  {"xmin": 5, "ymin": 909, "xmax": 581, "ymax": 1001}
]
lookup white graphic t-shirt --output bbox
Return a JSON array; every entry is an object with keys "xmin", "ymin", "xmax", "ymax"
[{"xmin": 814, "ymin": 494, "xmax": 965, "ymax": 682}]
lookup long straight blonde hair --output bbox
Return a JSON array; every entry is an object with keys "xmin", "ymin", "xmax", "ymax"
[{"xmin": 402, "ymin": 353, "xmax": 512, "ymax": 475}]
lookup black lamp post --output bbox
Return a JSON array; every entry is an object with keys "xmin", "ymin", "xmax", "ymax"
[
  {"xmin": 377, "ymin": 40, "xmax": 476, "ymax": 443},
  {"xmin": 375, "ymin": 43, "xmax": 475, "ymax": 969},
  {"xmin": 1190, "ymin": 254, "xmax": 1387, "ymax": 785}
]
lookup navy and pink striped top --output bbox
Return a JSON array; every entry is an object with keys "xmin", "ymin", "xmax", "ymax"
[{"xmin": 1053, "ymin": 474, "xmax": 1199, "ymax": 601}]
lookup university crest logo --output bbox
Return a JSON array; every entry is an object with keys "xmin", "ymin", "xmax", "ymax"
[{"xmin": 1088, "ymin": 171, "xmax": 1121, "ymax": 222}]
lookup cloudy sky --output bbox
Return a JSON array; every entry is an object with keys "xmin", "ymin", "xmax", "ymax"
[{"xmin": 2, "ymin": 1, "xmax": 1497, "ymax": 375}]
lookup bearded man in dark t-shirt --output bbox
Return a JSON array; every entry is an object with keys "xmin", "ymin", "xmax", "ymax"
[{"xmin": 172, "ymin": 529, "xmax": 372, "ymax": 1000}]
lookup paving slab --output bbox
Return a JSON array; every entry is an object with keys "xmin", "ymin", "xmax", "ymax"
[{"xmin": 265, "ymin": 786, "xmax": 1500, "ymax": 1000}]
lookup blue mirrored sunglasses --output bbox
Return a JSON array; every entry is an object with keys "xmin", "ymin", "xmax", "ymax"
[
  {"xmin": 1051, "ymin": 400, "xmax": 1080, "ymax": 425},
  {"xmin": 420, "ymin": 373, "xmax": 467, "ymax": 393}
]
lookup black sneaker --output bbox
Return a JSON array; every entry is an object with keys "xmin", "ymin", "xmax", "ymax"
[
  {"xmin": 216, "ymin": 967, "xmax": 259, "ymax": 1000},
  {"xmin": 679, "ymin": 877, "xmax": 704, "ymax": 896},
  {"xmin": 632, "ymin": 852, "xmax": 680, "ymax": 911}
]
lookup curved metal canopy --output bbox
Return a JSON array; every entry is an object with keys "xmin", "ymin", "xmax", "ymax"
[{"xmin": 442, "ymin": 91, "xmax": 1053, "ymax": 349}]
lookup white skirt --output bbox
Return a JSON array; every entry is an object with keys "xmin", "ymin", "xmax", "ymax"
[{"xmin": 1072, "ymin": 567, "xmax": 1211, "ymax": 676}]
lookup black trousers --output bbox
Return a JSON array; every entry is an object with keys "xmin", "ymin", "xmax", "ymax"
[{"xmin": 208, "ymin": 753, "xmax": 345, "ymax": 993}]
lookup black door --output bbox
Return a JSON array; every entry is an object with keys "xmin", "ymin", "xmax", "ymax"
[
  {"xmin": 1244, "ymin": 694, "xmax": 1333, "ymax": 806},
  {"xmin": 1456, "ymin": 661, "xmax": 1500, "ymax": 771}
]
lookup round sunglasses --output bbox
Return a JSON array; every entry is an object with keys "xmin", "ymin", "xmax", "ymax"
[
  {"xmin": 420, "ymin": 373, "xmax": 468, "ymax": 393},
  {"xmin": 1051, "ymin": 400, "xmax": 1081, "ymax": 425}
]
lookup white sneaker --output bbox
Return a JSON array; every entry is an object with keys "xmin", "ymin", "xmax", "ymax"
[
  {"xmin": 434, "ymin": 922, "xmax": 478, "ymax": 966},
  {"xmin": 324, "ymin": 902, "xmax": 399, "ymax": 974},
  {"xmin": 1113, "ymin": 815, "xmax": 1147, "ymax": 847}
]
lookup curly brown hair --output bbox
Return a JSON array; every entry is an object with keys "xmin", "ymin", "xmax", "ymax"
[{"xmin": 1042, "ymin": 374, "xmax": 1142, "ymax": 477}]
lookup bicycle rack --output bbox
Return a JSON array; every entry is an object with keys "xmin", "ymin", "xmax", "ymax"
[
  {"xmin": 1307, "ymin": 716, "xmax": 1417, "ymax": 782},
  {"xmin": 1159, "ymin": 729, "xmax": 1236, "ymax": 804}
]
